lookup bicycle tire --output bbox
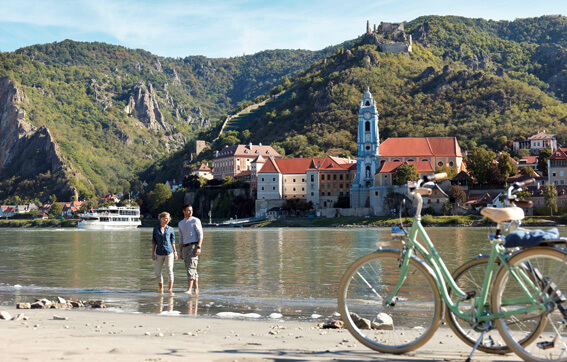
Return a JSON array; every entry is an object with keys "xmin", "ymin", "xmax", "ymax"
[
  {"xmin": 491, "ymin": 247, "xmax": 567, "ymax": 362},
  {"xmin": 446, "ymin": 256, "xmax": 513, "ymax": 354},
  {"xmin": 338, "ymin": 249, "xmax": 442, "ymax": 354}
]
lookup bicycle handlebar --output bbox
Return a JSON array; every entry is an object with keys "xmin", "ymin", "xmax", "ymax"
[
  {"xmin": 513, "ymin": 178, "xmax": 536, "ymax": 189},
  {"xmin": 506, "ymin": 178, "xmax": 535, "ymax": 207}
]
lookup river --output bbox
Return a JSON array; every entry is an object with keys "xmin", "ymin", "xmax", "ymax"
[{"xmin": 0, "ymin": 226, "xmax": 560, "ymax": 320}]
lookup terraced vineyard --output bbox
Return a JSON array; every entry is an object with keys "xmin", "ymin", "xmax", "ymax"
[{"xmin": 224, "ymin": 91, "xmax": 292, "ymax": 132}]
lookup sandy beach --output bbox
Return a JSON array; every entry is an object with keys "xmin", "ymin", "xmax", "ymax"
[{"xmin": 0, "ymin": 305, "xmax": 523, "ymax": 362}]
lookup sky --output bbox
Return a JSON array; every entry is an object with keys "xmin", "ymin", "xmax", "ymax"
[{"xmin": 0, "ymin": 0, "xmax": 565, "ymax": 59}]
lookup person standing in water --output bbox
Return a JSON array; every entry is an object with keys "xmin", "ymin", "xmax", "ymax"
[
  {"xmin": 152, "ymin": 211, "xmax": 177, "ymax": 294},
  {"xmin": 178, "ymin": 204, "xmax": 203, "ymax": 295}
]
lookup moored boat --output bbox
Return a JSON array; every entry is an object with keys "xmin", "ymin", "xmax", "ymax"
[{"xmin": 77, "ymin": 205, "xmax": 141, "ymax": 230}]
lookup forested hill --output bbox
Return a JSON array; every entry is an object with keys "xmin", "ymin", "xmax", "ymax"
[
  {"xmin": 223, "ymin": 15, "xmax": 567, "ymax": 161},
  {"xmin": 2, "ymin": 15, "xmax": 567, "ymax": 204},
  {"xmin": 0, "ymin": 39, "xmax": 352, "ymax": 203}
]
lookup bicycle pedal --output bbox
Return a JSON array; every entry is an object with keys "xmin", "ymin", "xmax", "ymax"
[
  {"xmin": 462, "ymin": 291, "xmax": 476, "ymax": 301},
  {"xmin": 537, "ymin": 340, "xmax": 555, "ymax": 350}
]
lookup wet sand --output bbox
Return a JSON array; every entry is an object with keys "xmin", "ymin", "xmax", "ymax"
[{"xmin": 0, "ymin": 305, "xmax": 524, "ymax": 361}]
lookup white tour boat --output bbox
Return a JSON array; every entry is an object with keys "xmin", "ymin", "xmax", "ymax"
[{"xmin": 77, "ymin": 205, "xmax": 141, "ymax": 230}]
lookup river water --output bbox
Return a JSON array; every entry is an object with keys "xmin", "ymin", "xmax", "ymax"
[{"xmin": 0, "ymin": 226, "xmax": 561, "ymax": 321}]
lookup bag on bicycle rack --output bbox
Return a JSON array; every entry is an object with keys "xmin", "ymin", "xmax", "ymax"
[{"xmin": 504, "ymin": 227, "xmax": 561, "ymax": 248}]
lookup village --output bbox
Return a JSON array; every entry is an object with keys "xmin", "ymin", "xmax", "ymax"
[{"xmin": 1, "ymin": 90, "xmax": 565, "ymax": 223}]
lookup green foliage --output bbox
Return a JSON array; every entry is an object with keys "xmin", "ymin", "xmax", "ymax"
[
  {"xmin": 449, "ymin": 185, "xmax": 466, "ymax": 203},
  {"xmin": 543, "ymin": 184, "xmax": 558, "ymax": 215},
  {"xmin": 48, "ymin": 203, "xmax": 63, "ymax": 218},
  {"xmin": 538, "ymin": 148, "xmax": 552, "ymax": 176},
  {"xmin": 497, "ymin": 152, "xmax": 518, "ymax": 179},
  {"xmin": 394, "ymin": 164, "xmax": 420, "ymax": 186},
  {"xmin": 520, "ymin": 166, "xmax": 536, "ymax": 176},
  {"xmin": 466, "ymin": 148, "xmax": 496, "ymax": 184},
  {"xmin": 145, "ymin": 183, "xmax": 173, "ymax": 217}
]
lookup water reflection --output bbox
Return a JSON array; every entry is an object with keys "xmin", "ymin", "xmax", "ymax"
[{"xmin": 0, "ymin": 226, "xmax": 557, "ymax": 318}]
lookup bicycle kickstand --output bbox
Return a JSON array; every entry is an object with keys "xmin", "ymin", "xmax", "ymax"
[{"xmin": 466, "ymin": 328, "xmax": 488, "ymax": 362}]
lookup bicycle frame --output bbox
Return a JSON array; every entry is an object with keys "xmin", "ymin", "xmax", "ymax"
[{"xmin": 387, "ymin": 189, "xmax": 549, "ymax": 326}]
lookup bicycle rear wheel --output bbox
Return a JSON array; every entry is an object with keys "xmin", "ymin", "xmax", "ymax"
[
  {"xmin": 446, "ymin": 256, "xmax": 512, "ymax": 354},
  {"xmin": 491, "ymin": 247, "xmax": 567, "ymax": 362},
  {"xmin": 338, "ymin": 250, "xmax": 442, "ymax": 354}
]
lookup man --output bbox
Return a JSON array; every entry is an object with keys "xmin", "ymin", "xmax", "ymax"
[{"xmin": 178, "ymin": 204, "xmax": 203, "ymax": 295}]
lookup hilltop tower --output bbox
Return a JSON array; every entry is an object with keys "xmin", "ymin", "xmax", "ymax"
[{"xmin": 353, "ymin": 88, "xmax": 380, "ymax": 189}]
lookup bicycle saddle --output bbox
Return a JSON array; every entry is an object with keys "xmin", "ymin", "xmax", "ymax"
[{"xmin": 481, "ymin": 207, "xmax": 524, "ymax": 223}]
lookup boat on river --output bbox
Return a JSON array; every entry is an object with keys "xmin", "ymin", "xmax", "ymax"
[{"xmin": 77, "ymin": 205, "xmax": 141, "ymax": 230}]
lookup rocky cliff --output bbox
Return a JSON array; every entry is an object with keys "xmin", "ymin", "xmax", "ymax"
[{"xmin": 0, "ymin": 77, "xmax": 72, "ymax": 192}]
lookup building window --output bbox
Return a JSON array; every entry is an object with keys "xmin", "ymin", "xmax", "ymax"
[
  {"xmin": 438, "ymin": 161, "xmax": 444, "ymax": 167},
  {"xmin": 273, "ymin": 178, "xmax": 275, "ymax": 182},
  {"xmin": 273, "ymin": 187, "xmax": 276, "ymax": 190},
  {"xmin": 321, "ymin": 175, "xmax": 325, "ymax": 181},
  {"xmin": 293, "ymin": 179, "xmax": 296, "ymax": 182},
  {"xmin": 261, "ymin": 187, "xmax": 264, "ymax": 190},
  {"xmin": 333, "ymin": 174, "xmax": 337, "ymax": 180},
  {"xmin": 365, "ymin": 121, "xmax": 370, "ymax": 131},
  {"xmin": 311, "ymin": 192, "xmax": 314, "ymax": 196},
  {"xmin": 553, "ymin": 171, "xmax": 557, "ymax": 177},
  {"xmin": 261, "ymin": 178, "xmax": 264, "ymax": 182},
  {"xmin": 346, "ymin": 175, "xmax": 350, "ymax": 180},
  {"xmin": 302, "ymin": 178, "xmax": 305, "ymax": 182},
  {"xmin": 302, "ymin": 188, "xmax": 304, "ymax": 191},
  {"xmin": 449, "ymin": 161, "xmax": 454, "ymax": 167},
  {"xmin": 340, "ymin": 184, "xmax": 343, "ymax": 188},
  {"xmin": 293, "ymin": 188, "xmax": 296, "ymax": 191},
  {"xmin": 561, "ymin": 171, "xmax": 565, "ymax": 177},
  {"xmin": 328, "ymin": 192, "xmax": 331, "ymax": 196},
  {"xmin": 375, "ymin": 191, "xmax": 378, "ymax": 196},
  {"xmin": 311, "ymin": 175, "xmax": 314, "ymax": 182}
]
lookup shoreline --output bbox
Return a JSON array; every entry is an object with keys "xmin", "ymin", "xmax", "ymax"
[{"xmin": 0, "ymin": 306, "xmax": 522, "ymax": 361}]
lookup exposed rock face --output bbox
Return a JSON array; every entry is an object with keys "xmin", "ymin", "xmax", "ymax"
[
  {"xmin": 0, "ymin": 78, "xmax": 68, "ymax": 181},
  {"xmin": 124, "ymin": 81, "xmax": 171, "ymax": 131}
]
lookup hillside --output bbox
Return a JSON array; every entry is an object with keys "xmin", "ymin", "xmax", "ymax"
[
  {"xmin": 223, "ymin": 15, "xmax": 567, "ymax": 160},
  {"xmin": 0, "ymin": 40, "xmax": 351, "ymax": 203},
  {"xmin": 2, "ymin": 15, "xmax": 567, "ymax": 204}
]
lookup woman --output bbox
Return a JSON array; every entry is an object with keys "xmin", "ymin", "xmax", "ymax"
[{"xmin": 152, "ymin": 212, "xmax": 178, "ymax": 293}]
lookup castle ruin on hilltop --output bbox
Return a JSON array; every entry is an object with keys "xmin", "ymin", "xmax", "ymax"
[{"xmin": 363, "ymin": 21, "xmax": 412, "ymax": 54}]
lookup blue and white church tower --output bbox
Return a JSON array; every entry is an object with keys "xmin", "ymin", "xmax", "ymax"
[
  {"xmin": 354, "ymin": 88, "xmax": 380, "ymax": 189},
  {"xmin": 350, "ymin": 89, "xmax": 382, "ymax": 210}
]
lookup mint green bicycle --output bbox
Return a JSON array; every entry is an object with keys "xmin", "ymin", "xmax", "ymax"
[{"xmin": 338, "ymin": 174, "xmax": 567, "ymax": 361}]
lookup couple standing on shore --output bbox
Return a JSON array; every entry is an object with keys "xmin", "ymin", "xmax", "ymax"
[{"xmin": 151, "ymin": 204, "xmax": 203, "ymax": 295}]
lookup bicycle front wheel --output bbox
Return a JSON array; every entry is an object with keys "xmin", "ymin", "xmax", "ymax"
[
  {"xmin": 491, "ymin": 247, "xmax": 567, "ymax": 362},
  {"xmin": 338, "ymin": 250, "xmax": 442, "ymax": 354}
]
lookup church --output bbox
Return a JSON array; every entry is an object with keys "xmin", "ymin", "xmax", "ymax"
[{"xmin": 350, "ymin": 89, "xmax": 464, "ymax": 215}]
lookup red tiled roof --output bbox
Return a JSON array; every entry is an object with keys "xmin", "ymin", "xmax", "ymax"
[
  {"xmin": 528, "ymin": 131, "xmax": 556, "ymax": 140},
  {"xmin": 258, "ymin": 157, "xmax": 281, "ymax": 173},
  {"xmin": 519, "ymin": 156, "xmax": 538, "ymax": 164},
  {"xmin": 197, "ymin": 164, "xmax": 212, "ymax": 171},
  {"xmin": 378, "ymin": 161, "xmax": 434, "ymax": 174},
  {"xmin": 275, "ymin": 158, "xmax": 318, "ymax": 174},
  {"xmin": 379, "ymin": 137, "xmax": 461, "ymax": 157},
  {"xmin": 550, "ymin": 148, "xmax": 567, "ymax": 160}
]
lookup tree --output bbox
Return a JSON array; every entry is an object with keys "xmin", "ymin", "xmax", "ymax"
[
  {"xmin": 449, "ymin": 185, "xmax": 466, "ymax": 205},
  {"xmin": 520, "ymin": 166, "xmax": 536, "ymax": 176},
  {"xmin": 435, "ymin": 165, "xmax": 458, "ymax": 180},
  {"xmin": 538, "ymin": 148, "xmax": 552, "ymax": 177},
  {"xmin": 543, "ymin": 184, "xmax": 558, "ymax": 216},
  {"xmin": 466, "ymin": 148, "xmax": 496, "ymax": 185},
  {"xmin": 487, "ymin": 164, "xmax": 507, "ymax": 185},
  {"xmin": 394, "ymin": 164, "xmax": 419, "ymax": 186},
  {"xmin": 146, "ymin": 183, "xmax": 173, "ymax": 216},
  {"xmin": 497, "ymin": 152, "xmax": 518, "ymax": 179},
  {"xmin": 48, "ymin": 203, "xmax": 63, "ymax": 218}
]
